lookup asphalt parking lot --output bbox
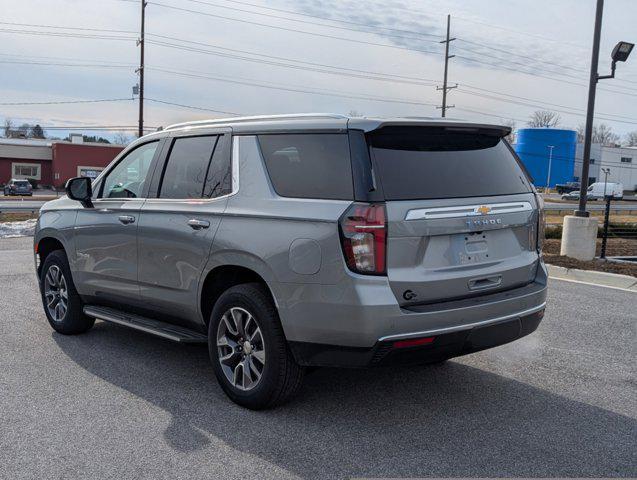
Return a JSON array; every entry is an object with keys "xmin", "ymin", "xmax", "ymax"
[{"xmin": 1, "ymin": 236, "xmax": 635, "ymax": 479}]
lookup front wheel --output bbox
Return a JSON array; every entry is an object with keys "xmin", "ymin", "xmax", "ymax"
[
  {"xmin": 208, "ymin": 283, "xmax": 304, "ymax": 409},
  {"xmin": 39, "ymin": 250, "xmax": 94, "ymax": 335}
]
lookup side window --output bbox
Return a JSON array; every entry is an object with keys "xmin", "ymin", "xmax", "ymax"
[
  {"xmin": 159, "ymin": 135, "xmax": 218, "ymax": 199},
  {"xmin": 101, "ymin": 141, "xmax": 159, "ymax": 199},
  {"xmin": 258, "ymin": 133, "xmax": 353, "ymax": 200},
  {"xmin": 203, "ymin": 135, "xmax": 232, "ymax": 198}
]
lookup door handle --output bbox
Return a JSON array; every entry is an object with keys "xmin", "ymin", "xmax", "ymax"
[
  {"xmin": 187, "ymin": 219, "xmax": 210, "ymax": 230},
  {"xmin": 118, "ymin": 215, "xmax": 136, "ymax": 225}
]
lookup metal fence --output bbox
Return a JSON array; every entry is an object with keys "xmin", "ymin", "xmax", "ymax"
[{"xmin": 599, "ymin": 196, "xmax": 637, "ymax": 260}]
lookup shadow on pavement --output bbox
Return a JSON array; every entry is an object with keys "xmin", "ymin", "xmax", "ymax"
[{"xmin": 54, "ymin": 321, "xmax": 636, "ymax": 478}]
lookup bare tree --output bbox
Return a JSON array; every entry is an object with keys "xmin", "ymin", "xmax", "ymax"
[
  {"xmin": 527, "ymin": 110, "xmax": 561, "ymax": 128},
  {"xmin": 576, "ymin": 124, "xmax": 585, "ymax": 143},
  {"xmin": 502, "ymin": 119, "xmax": 516, "ymax": 144},
  {"xmin": 592, "ymin": 124, "xmax": 620, "ymax": 146},
  {"xmin": 625, "ymin": 130, "xmax": 637, "ymax": 147},
  {"xmin": 113, "ymin": 131, "xmax": 133, "ymax": 145},
  {"xmin": 3, "ymin": 118, "xmax": 14, "ymax": 137},
  {"xmin": 17, "ymin": 123, "xmax": 31, "ymax": 137},
  {"xmin": 576, "ymin": 123, "xmax": 621, "ymax": 146}
]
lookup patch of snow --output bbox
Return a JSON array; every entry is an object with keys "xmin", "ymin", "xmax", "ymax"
[{"xmin": 0, "ymin": 219, "xmax": 37, "ymax": 238}]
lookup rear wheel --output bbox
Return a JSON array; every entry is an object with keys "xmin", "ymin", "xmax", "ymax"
[
  {"xmin": 208, "ymin": 283, "xmax": 304, "ymax": 409},
  {"xmin": 39, "ymin": 250, "xmax": 94, "ymax": 334}
]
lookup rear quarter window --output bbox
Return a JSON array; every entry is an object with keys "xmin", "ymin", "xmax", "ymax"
[
  {"xmin": 258, "ymin": 133, "xmax": 353, "ymax": 200},
  {"xmin": 369, "ymin": 126, "xmax": 532, "ymax": 200}
]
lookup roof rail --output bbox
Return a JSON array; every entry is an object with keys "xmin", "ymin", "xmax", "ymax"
[{"xmin": 164, "ymin": 113, "xmax": 348, "ymax": 131}]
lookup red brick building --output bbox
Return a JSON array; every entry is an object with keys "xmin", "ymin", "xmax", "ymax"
[{"xmin": 0, "ymin": 136, "xmax": 124, "ymax": 189}]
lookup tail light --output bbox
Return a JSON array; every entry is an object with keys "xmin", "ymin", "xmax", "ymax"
[
  {"xmin": 339, "ymin": 203, "xmax": 387, "ymax": 275},
  {"xmin": 536, "ymin": 194, "xmax": 545, "ymax": 253}
]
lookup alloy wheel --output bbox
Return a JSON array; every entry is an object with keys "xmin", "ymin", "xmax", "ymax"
[
  {"xmin": 216, "ymin": 307, "xmax": 266, "ymax": 391},
  {"xmin": 44, "ymin": 265, "xmax": 68, "ymax": 322}
]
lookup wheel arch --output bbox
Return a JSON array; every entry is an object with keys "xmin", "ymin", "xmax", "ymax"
[
  {"xmin": 35, "ymin": 235, "xmax": 67, "ymax": 277},
  {"xmin": 199, "ymin": 262, "xmax": 278, "ymax": 329}
]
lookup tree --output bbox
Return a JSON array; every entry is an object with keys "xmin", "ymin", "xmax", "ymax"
[
  {"xmin": 113, "ymin": 132, "xmax": 132, "ymax": 145},
  {"xmin": 16, "ymin": 123, "xmax": 30, "ymax": 136},
  {"xmin": 30, "ymin": 124, "xmax": 45, "ymax": 139},
  {"xmin": 63, "ymin": 134, "xmax": 110, "ymax": 143},
  {"xmin": 625, "ymin": 131, "xmax": 637, "ymax": 147},
  {"xmin": 3, "ymin": 118, "xmax": 14, "ymax": 137},
  {"xmin": 527, "ymin": 110, "xmax": 561, "ymax": 128},
  {"xmin": 502, "ymin": 119, "xmax": 516, "ymax": 144},
  {"xmin": 576, "ymin": 123, "xmax": 621, "ymax": 146}
]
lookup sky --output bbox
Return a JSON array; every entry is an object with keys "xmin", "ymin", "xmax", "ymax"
[{"xmin": 0, "ymin": 0, "xmax": 636, "ymax": 142}]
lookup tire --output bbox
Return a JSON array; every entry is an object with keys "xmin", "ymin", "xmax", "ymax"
[
  {"xmin": 39, "ymin": 249, "xmax": 94, "ymax": 335},
  {"xmin": 208, "ymin": 283, "xmax": 304, "ymax": 409}
]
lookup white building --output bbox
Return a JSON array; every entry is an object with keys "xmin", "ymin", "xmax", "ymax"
[{"xmin": 574, "ymin": 143, "xmax": 636, "ymax": 192}]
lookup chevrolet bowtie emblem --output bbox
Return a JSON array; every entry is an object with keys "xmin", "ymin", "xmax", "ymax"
[{"xmin": 476, "ymin": 205, "xmax": 491, "ymax": 215}]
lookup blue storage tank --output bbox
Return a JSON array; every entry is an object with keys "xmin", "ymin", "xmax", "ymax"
[{"xmin": 514, "ymin": 128, "xmax": 577, "ymax": 188}]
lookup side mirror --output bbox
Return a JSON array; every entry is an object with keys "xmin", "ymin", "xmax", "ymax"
[{"xmin": 65, "ymin": 177, "xmax": 93, "ymax": 208}]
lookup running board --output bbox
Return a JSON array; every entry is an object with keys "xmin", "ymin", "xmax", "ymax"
[{"xmin": 83, "ymin": 306, "xmax": 208, "ymax": 344}]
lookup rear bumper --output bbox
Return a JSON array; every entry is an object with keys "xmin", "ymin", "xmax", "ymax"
[
  {"xmin": 275, "ymin": 261, "xmax": 548, "ymax": 358},
  {"xmin": 289, "ymin": 307, "xmax": 544, "ymax": 367}
]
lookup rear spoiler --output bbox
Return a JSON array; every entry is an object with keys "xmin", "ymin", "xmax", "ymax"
[{"xmin": 347, "ymin": 118, "xmax": 511, "ymax": 137}]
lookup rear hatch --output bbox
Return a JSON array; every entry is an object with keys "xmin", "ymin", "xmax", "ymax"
[{"xmin": 367, "ymin": 125, "xmax": 540, "ymax": 306}]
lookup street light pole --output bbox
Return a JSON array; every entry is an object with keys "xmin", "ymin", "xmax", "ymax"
[
  {"xmin": 546, "ymin": 145, "xmax": 555, "ymax": 192},
  {"xmin": 575, "ymin": 0, "xmax": 604, "ymax": 217},
  {"xmin": 601, "ymin": 167, "xmax": 610, "ymax": 198},
  {"xmin": 560, "ymin": 2, "xmax": 633, "ymax": 261}
]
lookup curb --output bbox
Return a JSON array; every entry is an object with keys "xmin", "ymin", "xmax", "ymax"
[{"xmin": 547, "ymin": 264, "xmax": 637, "ymax": 292}]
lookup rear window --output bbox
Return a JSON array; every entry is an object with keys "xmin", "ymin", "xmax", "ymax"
[
  {"xmin": 15, "ymin": 181, "xmax": 29, "ymax": 186},
  {"xmin": 258, "ymin": 134, "xmax": 353, "ymax": 200},
  {"xmin": 368, "ymin": 127, "xmax": 532, "ymax": 200}
]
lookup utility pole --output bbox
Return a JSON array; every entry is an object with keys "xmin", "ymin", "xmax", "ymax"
[
  {"xmin": 546, "ymin": 145, "xmax": 555, "ymax": 192},
  {"xmin": 137, "ymin": 0, "xmax": 146, "ymax": 138},
  {"xmin": 437, "ymin": 14, "xmax": 456, "ymax": 117}
]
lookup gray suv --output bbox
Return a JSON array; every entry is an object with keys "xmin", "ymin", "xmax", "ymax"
[{"xmin": 34, "ymin": 114, "xmax": 547, "ymax": 409}]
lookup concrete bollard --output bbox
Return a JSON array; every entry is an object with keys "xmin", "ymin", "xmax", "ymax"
[{"xmin": 560, "ymin": 215, "xmax": 598, "ymax": 261}]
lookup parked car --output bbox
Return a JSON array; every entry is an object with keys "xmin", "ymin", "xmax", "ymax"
[
  {"xmin": 561, "ymin": 182, "xmax": 624, "ymax": 201},
  {"xmin": 3, "ymin": 179, "xmax": 33, "ymax": 196},
  {"xmin": 561, "ymin": 191, "xmax": 596, "ymax": 201},
  {"xmin": 555, "ymin": 181, "xmax": 580, "ymax": 195},
  {"xmin": 34, "ymin": 114, "xmax": 548, "ymax": 409}
]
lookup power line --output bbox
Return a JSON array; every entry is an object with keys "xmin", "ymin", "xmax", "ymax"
[
  {"xmin": 0, "ymin": 51, "xmax": 135, "ymax": 65},
  {"xmin": 0, "ymin": 60, "xmax": 134, "ymax": 68},
  {"xmin": 455, "ymin": 43, "xmax": 637, "ymax": 92},
  {"xmin": 455, "ymin": 89, "xmax": 637, "ymax": 125},
  {"xmin": 0, "ymin": 21, "xmax": 137, "ymax": 34},
  {"xmin": 147, "ymin": 1, "xmax": 443, "ymax": 56},
  {"xmin": 458, "ymin": 83, "xmax": 637, "ymax": 122},
  {"xmin": 0, "ymin": 28, "xmax": 136, "ymax": 41},
  {"xmin": 174, "ymin": 0, "xmax": 442, "ymax": 43},
  {"xmin": 453, "ymin": 53, "xmax": 637, "ymax": 97},
  {"xmin": 145, "ymin": 36, "xmax": 439, "ymax": 85},
  {"xmin": 0, "ymin": 98, "xmax": 134, "ymax": 106},
  {"xmin": 146, "ymin": 98, "xmax": 240, "ymax": 115},
  {"xmin": 453, "ymin": 16, "xmax": 590, "ymax": 51},
  {"xmin": 186, "ymin": 0, "xmax": 443, "ymax": 39},
  {"xmin": 147, "ymin": 66, "xmax": 439, "ymax": 107}
]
